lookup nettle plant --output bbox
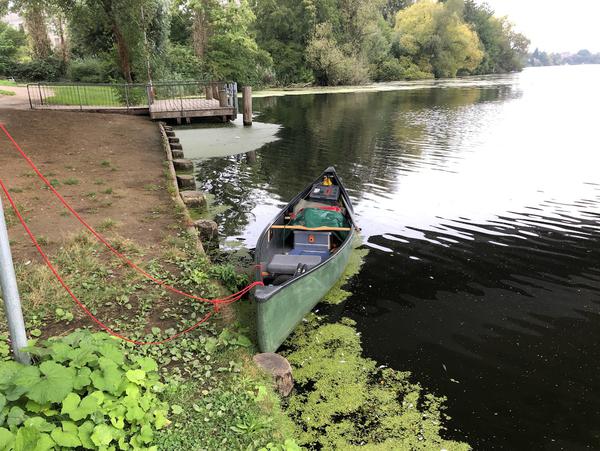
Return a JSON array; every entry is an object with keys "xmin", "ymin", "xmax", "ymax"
[{"xmin": 0, "ymin": 331, "xmax": 169, "ymax": 450}]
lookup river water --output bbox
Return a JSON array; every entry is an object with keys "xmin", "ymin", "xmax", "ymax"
[{"xmin": 181, "ymin": 65, "xmax": 600, "ymax": 450}]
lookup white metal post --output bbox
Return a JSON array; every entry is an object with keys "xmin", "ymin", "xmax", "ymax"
[{"xmin": 0, "ymin": 194, "xmax": 30, "ymax": 364}]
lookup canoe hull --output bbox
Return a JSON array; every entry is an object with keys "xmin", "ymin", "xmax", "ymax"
[{"xmin": 256, "ymin": 234, "xmax": 353, "ymax": 353}]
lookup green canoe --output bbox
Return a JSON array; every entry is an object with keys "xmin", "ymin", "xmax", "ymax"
[{"xmin": 254, "ymin": 167, "xmax": 357, "ymax": 353}]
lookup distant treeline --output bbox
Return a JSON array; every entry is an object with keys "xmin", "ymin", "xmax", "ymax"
[
  {"xmin": 1, "ymin": 0, "xmax": 529, "ymax": 86},
  {"xmin": 528, "ymin": 49, "xmax": 600, "ymax": 67}
]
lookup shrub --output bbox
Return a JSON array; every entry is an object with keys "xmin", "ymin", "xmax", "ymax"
[
  {"xmin": 68, "ymin": 57, "xmax": 117, "ymax": 83},
  {"xmin": 0, "ymin": 331, "xmax": 170, "ymax": 450},
  {"xmin": 376, "ymin": 57, "xmax": 433, "ymax": 81},
  {"xmin": 11, "ymin": 57, "xmax": 65, "ymax": 82},
  {"xmin": 0, "ymin": 22, "xmax": 26, "ymax": 77},
  {"xmin": 306, "ymin": 23, "xmax": 370, "ymax": 86},
  {"xmin": 164, "ymin": 44, "xmax": 203, "ymax": 80}
]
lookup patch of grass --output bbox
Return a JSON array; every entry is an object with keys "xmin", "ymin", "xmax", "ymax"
[
  {"xmin": 101, "ymin": 187, "xmax": 113, "ymax": 194},
  {"xmin": 0, "ymin": 80, "xmax": 17, "ymax": 86},
  {"xmin": 100, "ymin": 160, "xmax": 111, "ymax": 167},
  {"xmin": 97, "ymin": 218, "xmax": 118, "ymax": 231},
  {"xmin": 50, "ymin": 178, "xmax": 60, "ymax": 187},
  {"xmin": 3, "ymin": 229, "xmax": 300, "ymax": 449},
  {"xmin": 144, "ymin": 183, "xmax": 161, "ymax": 191},
  {"xmin": 8, "ymin": 187, "xmax": 24, "ymax": 193},
  {"xmin": 44, "ymin": 85, "xmax": 124, "ymax": 107},
  {"xmin": 85, "ymin": 191, "xmax": 97, "ymax": 199},
  {"xmin": 94, "ymin": 178, "xmax": 106, "ymax": 185},
  {"xmin": 0, "ymin": 89, "xmax": 15, "ymax": 96},
  {"xmin": 63, "ymin": 177, "xmax": 80, "ymax": 185}
]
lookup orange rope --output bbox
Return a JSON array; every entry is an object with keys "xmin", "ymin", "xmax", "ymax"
[{"xmin": 0, "ymin": 124, "xmax": 262, "ymax": 345}]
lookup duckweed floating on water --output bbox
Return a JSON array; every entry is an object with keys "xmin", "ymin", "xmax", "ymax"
[
  {"xmin": 283, "ymin": 316, "xmax": 470, "ymax": 450},
  {"xmin": 282, "ymin": 238, "xmax": 470, "ymax": 450}
]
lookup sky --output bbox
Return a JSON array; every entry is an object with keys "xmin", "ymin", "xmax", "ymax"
[{"xmin": 475, "ymin": 0, "xmax": 600, "ymax": 53}]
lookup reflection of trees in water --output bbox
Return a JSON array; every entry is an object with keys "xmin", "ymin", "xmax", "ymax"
[
  {"xmin": 196, "ymin": 86, "xmax": 517, "ymax": 238},
  {"xmin": 195, "ymin": 152, "xmax": 269, "ymax": 238}
]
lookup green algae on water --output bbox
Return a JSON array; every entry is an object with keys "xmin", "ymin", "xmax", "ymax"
[
  {"xmin": 284, "ymin": 316, "xmax": 471, "ymax": 450},
  {"xmin": 322, "ymin": 237, "xmax": 369, "ymax": 305}
]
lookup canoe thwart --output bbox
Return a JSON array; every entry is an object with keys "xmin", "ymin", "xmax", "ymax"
[{"xmin": 270, "ymin": 225, "xmax": 352, "ymax": 232}]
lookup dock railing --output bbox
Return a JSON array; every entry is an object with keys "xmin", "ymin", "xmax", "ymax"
[
  {"xmin": 27, "ymin": 81, "xmax": 238, "ymax": 115},
  {"xmin": 148, "ymin": 81, "xmax": 238, "ymax": 115}
]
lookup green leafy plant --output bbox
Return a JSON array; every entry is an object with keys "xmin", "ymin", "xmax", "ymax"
[
  {"xmin": 0, "ymin": 331, "xmax": 170, "ymax": 450},
  {"xmin": 209, "ymin": 264, "xmax": 249, "ymax": 294}
]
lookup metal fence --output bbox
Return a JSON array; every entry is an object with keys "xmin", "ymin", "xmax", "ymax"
[
  {"xmin": 27, "ymin": 81, "xmax": 238, "ymax": 114},
  {"xmin": 27, "ymin": 83, "xmax": 148, "ymax": 110}
]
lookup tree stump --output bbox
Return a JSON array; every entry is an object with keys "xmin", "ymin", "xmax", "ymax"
[
  {"xmin": 180, "ymin": 191, "xmax": 207, "ymax": 211},
  {"xmin": 168, "ymin": 136, "xmax": 180, "ymax": 144},
  {"xmin": 171, "ymin": 149, "xmax": 184, "ymax": 159},
  {"xmin": 165, "ymin": 130, "xmax": 175, "ymax": 137},
  {"xmin": 173, "ymin": 159, "xmax": 193, "ymax": 172},
  {"xmin": 176, "ymin": 175, "xmax": 195, "ymax": 190},
  {"xmin": 170, "ymin": 142, "xmax": 183, "ymax": 150},
  {"xmin": 193, "ymin": 219, "xmax": 218, "ymax": 241},
  {"xmin": 253, "ymin": 353, "xmax": 294, "ymax": 397}
]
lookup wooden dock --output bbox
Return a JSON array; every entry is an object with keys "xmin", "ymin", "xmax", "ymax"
[{"xmin": 149, "ymin": 98, "xmax": 235, "ymax": 123}]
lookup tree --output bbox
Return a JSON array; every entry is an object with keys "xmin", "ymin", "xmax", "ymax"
[
  {"xmin": 0, "ymin": 21, "xmax": 27, "ymax": 75},
  {"xmin": 12, "ymin": 0, "xmax": 53, "ymax": 60},
  {"xmin": 58, "ymin": 0, "xmax": 169, "ymax": 82},
  {"xmin": 463, "ymin": 0, "xmax": 529, "ymax": 73},
  {"xmin": 252, "ymin": 0, "xmax": 316, "ymax": 84},
  {"xmin": 394, "ymin": 0, "xmax": 483, "ymax": 78},
  {"xmin": 203, "ymin": 0, "xmax": 273, "ymax": 85},
  {"xmin": 306, "ymin": 22, "xmax": 370, "ymax": 85}
]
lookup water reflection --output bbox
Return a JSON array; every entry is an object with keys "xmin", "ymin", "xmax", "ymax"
[{"xmin": 189, "ymin": 65, "xmax": 600, "ymax": 449}]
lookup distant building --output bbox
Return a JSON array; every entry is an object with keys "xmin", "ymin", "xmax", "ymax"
[
  {"xmin": 1, "ymin": 12, "xmax": 61, "ymax": 49},
  {"xmin": 2, "ymin": 13, "xmax": 25, "ymax": 31}
]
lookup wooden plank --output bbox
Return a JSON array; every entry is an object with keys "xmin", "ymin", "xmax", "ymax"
[
  {"xmin": 150, "ymin": 108, "xmax": 235, "ymax": 120},
  {"xmin": 270, "ymin": 225, "xmax": 352, "ymax": 232}
]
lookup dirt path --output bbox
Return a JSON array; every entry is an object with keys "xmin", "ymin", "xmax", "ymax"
[
  {"xmin": 0, "ymin": 87, "xmax": 32, "ymax": 109},
  {"xmin": 0, "ymin": 109, "xmax": 179, "ymax": 262}
]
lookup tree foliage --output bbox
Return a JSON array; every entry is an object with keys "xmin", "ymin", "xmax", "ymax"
[
  {"xmin": 0, "ymin": 22, "xmax": 27, "ymax": 75},
  {"xmin": 2, "ymin": 0, "xmax": 531, "ymax": 85},
  {"xmin": 394, "ymin": 0, "xmax": 483, "ymax": 78}
]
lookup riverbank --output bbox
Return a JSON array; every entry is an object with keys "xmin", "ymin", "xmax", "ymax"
[{"xmin": 0, "ymin": 109, "xmax": 297, "ymax": 448}]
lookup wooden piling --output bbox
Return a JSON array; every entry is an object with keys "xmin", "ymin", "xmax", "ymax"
[
  {"xmin": 212, "ymin": 83, "xmax": 219, "ymax": 100},
  {"xmin": 242, "ymin": 86, "xmax": 252, "ymax": 126},
  {"xmin": 219, "ymin": 89, "xmax": 228, "ymax": 107},
  {"xmin": 205, "ymin": 85, "xmax": 213, "ymax": 101}
]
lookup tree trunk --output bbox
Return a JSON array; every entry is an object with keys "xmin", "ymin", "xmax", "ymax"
[
  {"xmin": 100, "ymin": 0, "xmax": 133, "ymax": 83},
  {"xmin": 192, "ymin": 1, "xmax": 210, "ymax": 59},
  {"xmin": 54, "ymin": 14, "xmax": 69, "ymax": 64},
  {"xmin": 24, "ymin": 3, "xmax": 52, "ymax": 60},
  {"xmin": 113, "ymin": 24, "xmax": 133, "ymax": 83}
]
